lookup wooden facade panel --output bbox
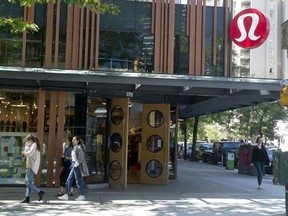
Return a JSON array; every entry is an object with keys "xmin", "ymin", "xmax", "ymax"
[
  {"xmin": 65, "ymin": 6, "xmax": 73, "ymax": 68},
  {"xmin": 55, "ymin": 92, "xmax": 66, "ymax": 186},
  {"xmin": 54, "ymin": 0, "xmax": 61, "ymax": 67},
  {"xmin": 195, "ymin": 0, "xmax": 203, "ymax": 75},
  {"xmin": 167, "ymin": 0, "xmax": 175, "ymax": 74},
  {"xmin": 223, "ymin": 0, "xmax": 229, "ymax": 77},
  {"xmin": 153, "ymin": 0, "xmax": 175, "ymax": 74},
  {"xmin": 72, "ymin": 5, "xmax": 80, "ymax": 69},
  {"xmin": 84, "ymin": 8, "xmax": 90, "ymax": 69},
  {"xmin": 188, "ymin": 0, "xmax": 196, "ymax": 75},
  {"xmin": 20, "ymin": 1, "xmax": 232, "ymax": 76},
  {"xmin": 79, "ymin": 8, "xmax": 84, "ymax": 69},
  {"xmin": 45, "ymin": 1, "xmax": 54, "ymax": 67},
  {"xmin": 95, "ymin": 13, "xmax": 100, "ymax": 70},
  {"xmin": 46, "ymin": 92, "xmax": 57, "ymax": 187},
  {"xmin": 35, "ymin": 90, "xmax": 46, "ymax": 186},
  {"xmin": 229, "ymin": 0, "xmax": 234, "ymax": 76},
  {"xmin": 89, "ymin": 12, "xmax": 95, "ymax": 70},
  {"xmin": 201, "ymin": 0, "xmax": 206, "ymax": 75}
]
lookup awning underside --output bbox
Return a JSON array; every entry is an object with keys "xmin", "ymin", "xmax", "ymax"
[{"xmin": 0, "ymin": 67, "xmax": 281, "ymax": 118}]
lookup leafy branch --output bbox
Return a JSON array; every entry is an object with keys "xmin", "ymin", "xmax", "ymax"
[{"xmin": 0, "ymin": 0, "xmax": 119, "ymax": 34}]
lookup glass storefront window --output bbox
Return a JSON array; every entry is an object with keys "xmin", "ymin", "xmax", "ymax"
[
  {"xmin": 146, "ymin": 159, "xmax": 163, "ymax": 178},
  {"xmin": 0, "ymin": 90, "xmax": 38, "ymax": 184},
  {"xmin": 147, "ymin": 110, "xmax": 164, "ymax": 128},
  {"xmin": 85, "ymin": 97, "xmax": 107, "ymax": 183},
  {"xmin": 99, "ymin": 31, "xmax": 154, "ymax": 73},
  {"xmin": 111, "ymin": 105, "xmax": 124, "ymax": 125},
  {"xmin": 109, "ymin": 160, "xmax": 122, "ymax": 181},
  {"xmin": 146, "ymin": 135, "xmax": 163, "ymax": 153}
]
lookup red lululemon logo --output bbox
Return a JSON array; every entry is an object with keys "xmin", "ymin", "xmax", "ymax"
[{"xmin": 230, "ymin": 8, "xmax": 270, "ymax": 49}]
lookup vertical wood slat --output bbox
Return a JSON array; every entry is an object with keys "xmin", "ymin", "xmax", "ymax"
[
  {"xmin": 27, "ymin": 6, "xmax": 35, "ymax": 22},
  {"xmin": 65, "ymin": 6, "xmax": 74, "ymax": 68},
  {"xmin": 45, "ymin": 1, "xmax": 54, "ymax": 67},
  {"xmin": 35, "ymin": 90, "xmax": 46, "ymax": 186},
  {"xmin": 188, "ymin": 0, "xmax": 196, "ymax": 75},
  {"xmin": 167, "ymin": 0, "xmax": 175, "ymax": 74},
  {"xmin": 46, "ymin": 92, "xmax": 57, "ymax": 187},
  {"xmin": 95, "ymin": 13, "xmax": 100, "ymax": 70},
  {"xmin": 163, "ymin": 0, "xmax": 168, "ymax": 73},
  {"xmin": 89, "ymin": 12, "xmax": 95, "ymax": 70},
  {"xmin": 201, "ymin": 0, "xmax": 206, "ymax": 75},
  {"xmin": 213, "ymin": 0, "xmax": 217, "ymax": 65},
  {"xmin": 72, "ymin": 5, "xmax": 80, "ymax": 69},
  {"xmin": 54, "ymin": 0, "xmax": 61, "ymax": 67},
  {"xmin": 55, "ymin": 92, "xmax": 66, "ymax": 187},
  {"xmin": 224, "ymin": 0, "xmax": 229, "ymax": 77},
  {"xmin": 229, "ymin": 0, "xmax": 234, "ymax": 77},
  {"xmin": 84, "ymin": 8, "xmax": 90, "ymax": 69},
  {"xmin": 154, "ymin": 1, "xmax": 161, "ymax": 72},
  {"xmin": 195, "ymin": 0, "xmax": 203, "ymax": 75},
  {"xmin": 21, "ymin": 7, "xmax": 28, "ymax": 67},
  {"xmin": 78, "ymin": 8, "xmax": 84, "ymax": 69},
  {"xmin": 159, "ymin": 0, "xmax": 165, "ymax": 73}
]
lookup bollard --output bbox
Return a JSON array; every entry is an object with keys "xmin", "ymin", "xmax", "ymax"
[{"xmin": 286, "ymin": 184, "xmax": 288, "ymax": 216}]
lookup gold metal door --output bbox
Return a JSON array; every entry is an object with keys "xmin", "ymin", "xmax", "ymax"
[
  {"xmin": 108, "ymin": 98, "xmax": 129, "ymax": 189},
  {"xmin": 140, "ymin": 104, "xmax": 170, "ymax": 185}
]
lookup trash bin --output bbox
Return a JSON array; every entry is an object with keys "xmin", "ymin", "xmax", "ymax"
[{"xmin": 226, "ymin": 152, "xmax": 234, "ymax": 170}]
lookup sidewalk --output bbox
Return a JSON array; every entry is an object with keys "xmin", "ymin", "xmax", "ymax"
[{"xmin": 0, "ymin": 160, "xmax": 286, "ymax": 216}]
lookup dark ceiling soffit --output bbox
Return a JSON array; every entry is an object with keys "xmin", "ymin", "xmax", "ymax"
[
  {"xmin": 0, "ymin": 66, "xmax": 282, "ymax": 92},
  {"xmin": 179, "ymin": 91, "xmax": 280, "ymax": 118}
]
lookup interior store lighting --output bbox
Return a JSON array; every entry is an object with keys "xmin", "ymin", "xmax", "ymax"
[
  {"xmin": 0, "ymin": 92, "xmax": 6, "ymax": 100},
  {"xmin": 11, "ymin": 100, "xmax": 28, "ymax": 107}
]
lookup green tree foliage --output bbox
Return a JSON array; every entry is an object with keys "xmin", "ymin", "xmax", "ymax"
[
  {"xmin": 0, "ymin": 0, "xmax": 119, "ymax": 34},
  {"xmin": 179, "ymin": 101, "xmax": 287, "ymax": 143},
  {"xmin": 233, "ymin": 101, "xmax": 287, "ymax": 141}
]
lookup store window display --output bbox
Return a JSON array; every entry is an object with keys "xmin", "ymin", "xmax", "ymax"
[
  {"xmin": 0, "ymin": 91, "xmax": 38, "ymax": 184},
  {"xmin": 85, "ymin": 97, "xmax": 107, "ymax": 183}
]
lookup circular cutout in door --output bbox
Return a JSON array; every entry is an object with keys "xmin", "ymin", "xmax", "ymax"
[
  {"xmin": 147, "ymin": 110, "xmax": 164, "ymax": 128},
  {"xmin": 111, "ymin": 105, "xmax": 124, "ymax": 125}
]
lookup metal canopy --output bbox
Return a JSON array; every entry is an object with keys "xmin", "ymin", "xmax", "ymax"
[{"xmin": 0, "ymin": 66, "xmax": 282, "ymax": 118}]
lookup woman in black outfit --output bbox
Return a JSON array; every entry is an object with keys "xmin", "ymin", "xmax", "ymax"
[
  {"xmin": 251, "ymin": 136, "xmax": 270, "ymax": 189},
  {"xmin": 58, "ymin": 137, "xmax": 74, "ymax": 196}
]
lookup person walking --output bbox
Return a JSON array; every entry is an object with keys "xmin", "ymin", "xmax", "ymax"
[
  {"xmin": 20, "ymin": 134, "xmax": 45, "ymax": 203},
  {"xmin": 251, "ymin": 136, "xmax": 270, "ymax": 189},
  {"xmin": 57, "ymin": 137, "xmax": 74, "ymax": 196},
  {"xmin": 58, "ymin": 136, "xmax": 89, "ymax": 201}
]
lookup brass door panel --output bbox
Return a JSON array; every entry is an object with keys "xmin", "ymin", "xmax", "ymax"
[
  {"xmin": 140, "ymin": 104, "xmax": 170, "ymax": 185},
  {"xmin": 109, "ymin": 98, "xmax": 129, "ymax": 189}
]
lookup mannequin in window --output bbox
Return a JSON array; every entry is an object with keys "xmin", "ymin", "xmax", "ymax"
[
  {"xmin": 12, "ymin": 121, "xmax": 16, "ymax": 132},
  {"xmin": 0, "ymin": 120, "xmax": 5, "ymax": 132},
  {"xmin": 23, "ymin": 121, "xmax": 27, "ymax": 132},
  {"xmin": 6, "ymin": 120, "xmax": 10, "ymax": 132}
]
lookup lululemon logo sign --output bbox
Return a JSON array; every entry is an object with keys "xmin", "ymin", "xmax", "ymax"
[{"xmin": 230, "ymin": 8, "xmax": 270, "ymax": 49}]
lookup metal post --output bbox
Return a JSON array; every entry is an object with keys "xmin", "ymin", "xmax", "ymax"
[
  {"xmin": 183, "ymin": 119, "xmax": 187, "ymax": 160},
  {"xmin": 286, "ymin": 184, "xmax": 288, "ymax": 216}
]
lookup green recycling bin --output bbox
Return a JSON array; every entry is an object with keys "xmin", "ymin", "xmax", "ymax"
[{"xmin": 226, "ymin": 152, "xmax": 234, "ymax": 170}]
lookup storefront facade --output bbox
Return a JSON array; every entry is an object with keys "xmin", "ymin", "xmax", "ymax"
[{"xmin": 0, "ymin": 0, "xmax": 281, "ymax": 188}]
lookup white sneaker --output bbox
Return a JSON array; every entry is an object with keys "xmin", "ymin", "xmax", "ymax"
[
  {"xmin": 75, "ymin": 195, "xmax": 85, "ymax": 201},
  {"xmin": 58, "ymin": 194, "xmax": 68, "ymax": 200}
]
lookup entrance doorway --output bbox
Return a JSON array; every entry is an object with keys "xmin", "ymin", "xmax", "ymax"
[{"xmin": 108, "ymin": 99, "xmax": 171, "ymax": 188}]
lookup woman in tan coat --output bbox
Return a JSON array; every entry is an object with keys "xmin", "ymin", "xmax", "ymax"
[{"xmin": 20, "ymin": 134, "xmax": 45, "ymax": 203}]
